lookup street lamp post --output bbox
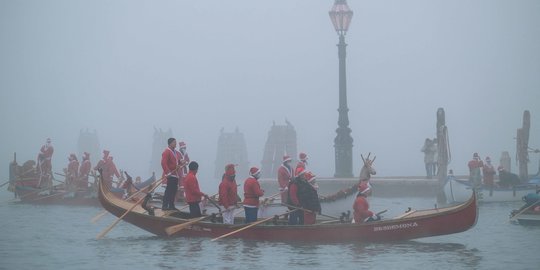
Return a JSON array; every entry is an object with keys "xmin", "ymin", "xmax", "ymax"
[{"xmin": 329, "ymin": 0, "xmax": 354, "ymax": 178}]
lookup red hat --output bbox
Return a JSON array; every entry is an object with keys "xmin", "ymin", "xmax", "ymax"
[
  {"xmin": 179, "ymin": 141, "xmax": 187, "ymax": 148},
  {"xmin": 283, "ymin": 155, "xmax": 292, "ymax": 162},
  {"xmin": 358, "ymin": 182, "xmax": 372, "ymax": 194},
  {"xmin": 249, "ymin": 167, "xmax": 261, "ymax": 177},
  {"xmin": 299, "ymin": 152, "xmax": 308, "ymax": 160},
  {"xmin": 225, "ymin": 164, "xmax": 236, "ymax": 176},
  {"xmin": 304, "ymin": 171, "xmax": 316, "ymax": 182},
  {"xmin": 295, "ymin": 166, "xmax": 305, "ymax": 176}
]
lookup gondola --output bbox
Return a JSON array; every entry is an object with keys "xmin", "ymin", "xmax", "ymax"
[
  {"xmin": 98, "ymin": 175, "xmax": 478, "ymax": 242},
  {"xmin": 12, "ymin": 173, "xmax": 155, "ymax": 206}
]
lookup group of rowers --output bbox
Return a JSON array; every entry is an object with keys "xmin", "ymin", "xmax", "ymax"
[{"xmin": 161, "ymin": 137, "xmax": 382, "ymax": 225}]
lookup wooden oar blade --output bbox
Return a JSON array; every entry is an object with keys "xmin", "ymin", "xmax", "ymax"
[
  {"xmin": 165, "ymin": 216, "xmax": 208, "ymax": 236},
  {"xmin": 91, "ymin": 210, "xmax": 108, "ymax": 223}
]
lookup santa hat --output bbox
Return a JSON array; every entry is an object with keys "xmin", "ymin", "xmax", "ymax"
[
  {"xmin": 282, "ymin": 155, "xmax": 292, "ymax": 162},
  {"xmin": 304, "ymin": 171, "xmax": 316, "ymax": 182},
  {"xmin": 358, "ymin": 182, "xmax": 372, "ymax": 194},
  {"xmin": 249, "ymin": 167, "xmax": 261, "ymax": 177},
  {"xmin": 295, "ymin": 166, "xmax": 305, "ymax": 177},
  {"xmin": 179, "ymin": 141, "xmax": 187, "ymax": 149},
  {"xmin": 225, "ymin": 164, "xmax": 236, "ymax": 176},
  {"xmin": 299, "ymin": 152, "xmax": 308, "ymax": 160}
]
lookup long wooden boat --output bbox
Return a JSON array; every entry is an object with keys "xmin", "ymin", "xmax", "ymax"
[
  {"xmin": 443, "ymin": 177, "xmax": 538, "ymax": 203},
  {"xmin": 13, "ymin": 174, "xmax": 155, "ymax": 206},
  {"xmin": 98, "ymin": 176, "xmax": 478, "ymax": 242}
]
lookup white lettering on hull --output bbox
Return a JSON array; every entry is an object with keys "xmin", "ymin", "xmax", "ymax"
[{"xmin": 374, "ymin": 222, "xmax": 419, "ymax": 232}]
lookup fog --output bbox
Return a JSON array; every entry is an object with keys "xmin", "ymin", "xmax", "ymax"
[{"xmin": 1, "ymin": 0, "xmax": 539, "ymax": 191}]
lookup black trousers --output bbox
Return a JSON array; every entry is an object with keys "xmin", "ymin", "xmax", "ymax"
[
  {"xmin": 162, "ymin": 176, "xmax": 178, "ymax": 210},
  {"xmin": 189, "ymin": 202, "xmax": 202, "ymax": 218}
]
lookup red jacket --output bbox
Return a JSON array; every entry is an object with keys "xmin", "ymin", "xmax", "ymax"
[
  {"xmin": 353, "ymin": 196, "xmax": 373, "ymax": 223},
  {"xmin": 219, "ymin": 175, "xmax": 238, "ymax": 208},
  {"xmin": 468, "ymin": 159, "xmax": 483, "ymax": 170},
  {"xmin": 184, "ymin": 171, "xmax": 204, "ymax": 203},
  {"xmin": 277, "ymin": 164, "xmax": 292, "ymax": 189},
  {"xmin": 288, "ymin": 181, "xmax": 300, "ymax": 206},
  {"xmin": 68, "ymin": 160, "xmax": 79, "ymax": 177},
  {"xmin": 243, "ymin": 177, "xmax": 264, "ymax": 207},
  {"xmin": 79, "ymin": 160, "xmax": 91, "ymax": 177},
  {"xmin": 161, "ymin": 147, "xmax": 180, "ymax": 178},
  {"xmin": 40, "ymin": 144, "xmax": 54, "ymax": 159}
]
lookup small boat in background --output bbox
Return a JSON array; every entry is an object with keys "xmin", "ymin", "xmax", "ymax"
[
  {"xmin": 443, "ymin": 177, "xmax": 538, "ymax": 203},
  {"xmin": 510, "ymin": 192, "xmax": 540, "ymax": 226}
]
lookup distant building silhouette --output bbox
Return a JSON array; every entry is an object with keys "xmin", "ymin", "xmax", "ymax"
[
  {"xmin": 261, "ymin": 120, "xmax": 297, "ymax": 178},
  {"xmin": 214, "ymin": 127, "xmax": 249, "ymax": 180},
  {"xmin": 150, "ymin": 127, "xmax": 174, "ymax": 175},
  {"xmin": 77, "ymin": 129, "xmax": 100, "ymax": 165}
]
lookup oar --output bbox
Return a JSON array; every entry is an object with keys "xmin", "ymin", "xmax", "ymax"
[
  {"xmin": 0, "ymin": 180, "xmax": 12, "ymax": 188},
  {"xmin": 394, "ymin": 209, "xmax": 416, "ymax": 219},
  {"xmin": 280, "ymin": 202, "xmax": 340, "ymax": 220},
  {"xmin": 510, "ymin": 200, "xmax": 540, "ymax": 221},
  {"xmin": 175, "ymin": 190, "xmax": 222, "ymax": 212},
  {"xmin": 96, "ymin": 177, "xmax": 164, "ymax": 239},
  {"xmin": 211, "ymin": 209, "xmax": 298, "ymax": 241},
  {"xmin": 260, "ymin": 191, "xmax": 285, "ymax": 206},
  {"xmin": 165, "ymin": 215, "xmax": 212, "ymax": 236},
  {"xmin": 206, "ymin": 196, "xmax": 222, "ymax": 212}
]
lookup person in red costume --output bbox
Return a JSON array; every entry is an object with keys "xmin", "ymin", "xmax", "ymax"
[
  {"xmin": 482, "ymin": 156, "xmax": 496, "ymax": 188},
  {"xmin": 78, "ymin": 152, "xmax": 91, "ymax": 190},
  {"xmin": 161, "ymin": 138, "xmax": 180, "ymax": 210},
  {"xmin": 301, "ymin": 171, "xmax": 320, "ymax": 225},
  {"xmin": 219, "ymin": 164, "xmax": 239, "ymax": 224},
  {"xmin": 66, "ymin": 153, "xmax": 79, "ymax": 189},
  {"xmin": 243, "ymin": 167, "xmax": 265, "ymax": 223},
  {"xmin": 94, "ymin": 150, "xmax": 121, "ymax": 189},
  {"xmin": 37, "ymin": 138, "xmax": 54, "ymax": 187},
  {"xmin": 184, "ymin": 161, "xmax": 207, "ymax": 217},
  {"xmin": 277, "ymin": 155, "xmax": 293, "ymax": 203},
  {"xmin": 287, "ymin": 167, "xmax": 305, "ymax": 225},
  {"xmin": 468, "ymin": 153, "xmax": 484, "ymax": 187},
  {"xmin": 353, "ymin": 182, "xmax": 380, "ymax": 223},
  {"xmin": 296, "ymin": 152, "xmax": 308, "ymax": 173},
  {"xmin": 176, "ymin": 141, "xmax": 190, "ymax": 201}
]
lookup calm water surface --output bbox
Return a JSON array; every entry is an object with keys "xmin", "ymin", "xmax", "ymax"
[{"xmin": 1, "ymin": 190, "xmax": 539, "ymax": 270}]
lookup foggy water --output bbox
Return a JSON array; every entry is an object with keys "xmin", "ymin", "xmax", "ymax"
[{"xmin": 1, "ymin": 190, "xmax": 539, "ymax": 270}]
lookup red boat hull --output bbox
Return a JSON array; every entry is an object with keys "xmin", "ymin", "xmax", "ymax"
[{"xmin": 98, "ymin": 176, "xmax": 478, "ymax": 242}]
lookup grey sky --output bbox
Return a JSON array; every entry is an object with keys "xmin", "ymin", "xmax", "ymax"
[{"xmin": 1, "ymin": 0, "xmax": 539, "ymax": 189}]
